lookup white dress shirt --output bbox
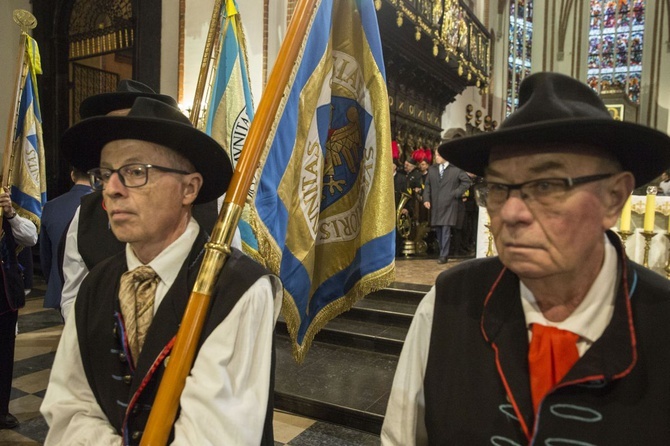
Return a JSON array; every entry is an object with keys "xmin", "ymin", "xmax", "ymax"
[
  {"xmin": 380, "ymin": 236, "xmax": 618, "ymax": 446},
  {"xmin": 42, "ymin": 219, "xmax": 282, "ymax": 445},
  {"xmin": 7, "ymin": 213, "xmax": 38, "ymax": 247}
]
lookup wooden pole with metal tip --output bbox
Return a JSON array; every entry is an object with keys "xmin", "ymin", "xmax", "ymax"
[
  {"xmin": 189, "ymin": 0, "xmax": 223, "ymax": 127},
  {"xmin": 140, "ymin": 0, "xmax": 319, "ymax": 444},
  {"xmin": 2, "ymin": 10, "xmax": 37, "ymax": 218}
]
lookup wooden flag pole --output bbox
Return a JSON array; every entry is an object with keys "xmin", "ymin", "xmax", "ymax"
[
  {"xmin": 140, "ymin": 0, "xmax": 319, "ymax": 444},
  {"xmin": 189, "ymin": 0, "xmax": 224, "ymax": 126},
  {"xmin": 2, "ymin": 10, "xmax": 37, "ymax": 216}
]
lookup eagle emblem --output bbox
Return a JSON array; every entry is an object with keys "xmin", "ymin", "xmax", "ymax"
[{"xmin": 323, "ymin": 106, "xmax": 361, "ymax": 197}]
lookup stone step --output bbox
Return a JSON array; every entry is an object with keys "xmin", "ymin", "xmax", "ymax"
[
  {"xmin": 273, "ymin": 284, "xmax": 428, "ymax": 435},
  {"xmin": 274, "ymin": 334, "xmax": 397, "ymax": 435},
  {"xmin": 277, "ymin": 283, "xmax": 429, "ymax": 356}
]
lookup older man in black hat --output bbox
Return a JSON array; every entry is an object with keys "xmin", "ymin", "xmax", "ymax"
[
  {"xmin": 382, "ymin": 72, "xmax": 670, "ymax": 445},
  {"xmin": 59, "ymin": 80, "xmax": 224, "ymax": 322},
  {"xmin": 41, "ymin": 98, "xmax": 281, "ymax": 445}
]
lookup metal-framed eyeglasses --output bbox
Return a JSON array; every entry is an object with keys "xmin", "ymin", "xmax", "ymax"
[
  {"xmin": 473, "ymin": 173, "xmax": 616, "ymax": 212},
  {"xmin": 87, "ymin": 163, "xmax": 191, "ymax": 191}
]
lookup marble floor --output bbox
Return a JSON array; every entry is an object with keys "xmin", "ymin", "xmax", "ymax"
[{"xmin": 0, "ymin": 256, "xmax": 458, "ymax": 445}]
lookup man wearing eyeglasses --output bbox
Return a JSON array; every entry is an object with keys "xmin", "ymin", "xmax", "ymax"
[
  {"xmin": 58, "ymin": 80, "xmax": 224, "ymax": 323},
  {"xmin": 382, "ymin": 72, "xmax": 670, "ymax": 445},
  {"xmin": 41, "ymin": 98, "xmax": 281, "ymax": 445}
]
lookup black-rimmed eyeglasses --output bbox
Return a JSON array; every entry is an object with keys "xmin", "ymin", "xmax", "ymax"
[
  {"xmin": 87, "ymin": 163, "xmax": 190, "ymax": 191},
  {"xmin": 474, "ymin": 173, "xmax": 616, "ymax": 212}
]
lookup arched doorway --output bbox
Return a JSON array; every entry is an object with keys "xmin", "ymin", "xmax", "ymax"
[
  {"xmin": 67, "ymin": 0, "xmax": 134, "ymax": 124},
  {"xmin": 32, "ymin": 0, "xmax": 161, "ymax": 198}
]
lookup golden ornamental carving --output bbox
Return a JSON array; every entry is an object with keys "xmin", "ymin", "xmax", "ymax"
[{"xmin": 382, "ymin": 0, "xmax": 490, "ymax": 93}]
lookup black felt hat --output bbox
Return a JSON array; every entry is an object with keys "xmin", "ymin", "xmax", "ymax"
[
  {"xmin": 62, "ymin": 97, "xmax": 232, "ymax": 204},
  {"xmin": 438, "ymin": 72, "xmax": 670, "ymax": 187},
  {"xmin": 79, "ymin": 80, "xmax": 179, "ymax": 119}
]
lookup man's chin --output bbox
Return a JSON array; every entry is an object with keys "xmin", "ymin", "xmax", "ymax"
[
  {"xmin": 109, "ymin": 226, "xmax": 132, "ymax": 244},
  {"xmin": 501, "ymin": 257, "xmax": 553, "ymax": 280}
]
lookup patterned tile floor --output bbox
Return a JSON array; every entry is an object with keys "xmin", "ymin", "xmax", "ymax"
[{"xmin": 0, "ymin": 258, "xmax": 455, "ymax": 445}]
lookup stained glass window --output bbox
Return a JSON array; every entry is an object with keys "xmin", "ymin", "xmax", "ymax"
[
  {"xmin": 587, "ymin": 0, "xmax": 644, "ymax": 104},
  {"xmin": 507, "ymin": 0, "xmax": 533, "ymax": 115}
]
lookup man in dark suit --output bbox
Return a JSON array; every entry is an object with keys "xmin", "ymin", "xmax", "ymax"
[
  {"xmin": 39, "ymin": 167, "xmax": 91, "ymax": 310},
  {"xmin": 422, "ymin": 151, "xmax": 472, "ymax": 264}
]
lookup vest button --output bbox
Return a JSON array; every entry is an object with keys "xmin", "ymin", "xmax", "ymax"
[
  {"xmin": 131, "ymin": 431, "xmax": 143, "ymax": 441},
  {"xmin": 119, "ymin": 352, "xmax": 127, "ymax": 362},
  {"xmin": 123, "ymin": 375, "xmax": 132, "ymax": 385}
]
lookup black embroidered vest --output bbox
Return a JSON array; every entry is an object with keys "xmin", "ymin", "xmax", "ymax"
[
  {"xmin": 75, "ymin": 232, "xmax": 274, "ymax": 445},
  {"xmin": 424, "ymin": 233, "xmax": 670, "ymax": 445}
]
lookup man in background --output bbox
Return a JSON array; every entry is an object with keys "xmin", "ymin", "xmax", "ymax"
[
  {"xmin": 39, "ymin": 167, "xmax": 91, "ymax": 311},
  {"xmin": 422, "ymin": 151, "xmax": 472, "ymax": 264},
  {"xmin": 0, "ymin": 189, "xmax": 38, "ymax": 430}
]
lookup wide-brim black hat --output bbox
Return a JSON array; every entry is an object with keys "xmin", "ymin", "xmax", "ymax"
[
  {"xmin": 79, "ymin": 79, "xmax": 178, "ymax": 119},
  {"xmin": 62, "ymin": 97, "xmax": 232, "ymax": 204},
  {"xmin": 439, "ymin": 72, "xmax": 670, "ymax": 187}
]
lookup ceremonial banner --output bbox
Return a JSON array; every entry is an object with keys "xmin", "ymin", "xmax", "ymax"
[
  {"xmin": 250, "ymin": 0, "xmax": 395, "ymax": 362},
  {"xmin": 10, "ymin": 35, "xmax": 46, "ymax": 230},
  {"xmin": 202, "ymin": 0, "xmax": 258, "ymax": 253}
]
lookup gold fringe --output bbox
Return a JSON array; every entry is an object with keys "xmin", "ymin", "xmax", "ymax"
[
  {"xmin": 284, "ymin": 261, "xmax": 395, "ymax": 364},
  {"xmin": 16, "ymin": 206, "xmax": 40, "ymax": 234}
]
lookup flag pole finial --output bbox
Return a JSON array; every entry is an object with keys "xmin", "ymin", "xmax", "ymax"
[{"xmin": 13, "ymin": 10, "xmax": 37, "ymax": 34}]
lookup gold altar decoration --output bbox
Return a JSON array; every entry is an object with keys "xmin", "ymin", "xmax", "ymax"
[{"xmin": 380, "ymin": 0, "xmax": 490, "ymax": 93}]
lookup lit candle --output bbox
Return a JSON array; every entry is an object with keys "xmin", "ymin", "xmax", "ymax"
[
  {"xmin": 619, "ymin": 195, "xmax": 632, "ymax": 232},
  {"xmin": 643, "ymin": 188, "xmax": 657, "ymax": 232}
]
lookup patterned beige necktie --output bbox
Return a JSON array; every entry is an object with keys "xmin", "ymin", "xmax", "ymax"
[{"xmin": 118, "ymin": 265, "xmax": 160, "ymax": 362}]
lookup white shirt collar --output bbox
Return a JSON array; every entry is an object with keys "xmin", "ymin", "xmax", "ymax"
[
  {"xmin": 520, "ymin": 234, "xmax": 618, "ymax": 350},
  {"xmin": 126, "ymin": 218, "xmax": 200, "ymax": 312}
]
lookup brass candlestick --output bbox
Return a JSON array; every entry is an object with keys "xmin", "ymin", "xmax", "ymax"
[
  {"xmin": 617, "ymin": 230, "xmax": 633, "ymax": 252},
  {"xmin": 664, "ymin": 233, "xmax": 670, "ymax": 280},
  {"xmin": 641, "ymin": 231, "xmax": 657, "ymax": 268},
  {"xmin": 485, "ymin": 223, "xmax": 494, "ymax": 257}
]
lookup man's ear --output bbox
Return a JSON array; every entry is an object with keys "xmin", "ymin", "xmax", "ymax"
[
  {"xmin": 182, "ymin": 173, "xmax": 203, "ymax": 206},
  {"xmin": 602, "ymin": 171, "xmax": 635, "ymax": 229}
]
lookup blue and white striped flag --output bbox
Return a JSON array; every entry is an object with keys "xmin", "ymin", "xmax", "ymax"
[
  {"xmin": 203, "ymin": 0, "xmax": 258, "ymax": 253},
  {"xmin": 249, "ymin": 0, "xmax": 395, "ymax": 362},
  {"xmin": 9, "ymin": 35, "xmax": 46, "ymax": 230}
]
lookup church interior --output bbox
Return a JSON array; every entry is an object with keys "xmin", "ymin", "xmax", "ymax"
[{"xmin": 1, "ymin": 0, "xmax": 669, "ymax": 444}]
